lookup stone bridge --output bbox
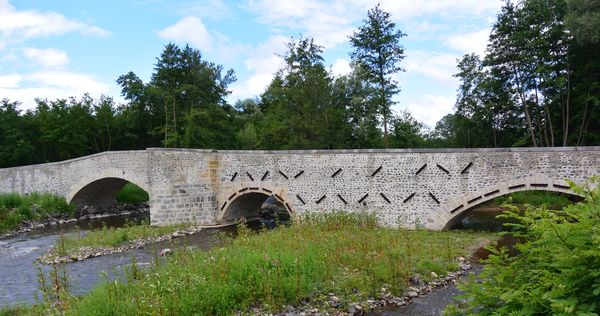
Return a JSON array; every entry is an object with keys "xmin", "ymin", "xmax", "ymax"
[{"xmin": 0, "ymin": 147, "xmax": 599, "ymax": 230}]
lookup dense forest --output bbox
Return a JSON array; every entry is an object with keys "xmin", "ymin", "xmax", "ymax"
[{"xmin": 1, "ymin": 0, "xmax": 599, "ymax": 168}]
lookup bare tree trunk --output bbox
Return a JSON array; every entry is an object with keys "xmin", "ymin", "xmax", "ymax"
[
  {"xmin": 379, "ymin": 68, "xmax": 388, "ymax": 148},
  {"xmin": 577, "ymin": 87, "xmax": 591, "ymax": 146},
  {"xmin": 563, "ymin": 61, "xmax": 571, "ymax": 146},
  {"xmin": 580, "ymin": 100, "xmax": 597, "ymax": 146},
  {"xmin": 172, "ymin": 97, "xmax": 177, "ymax": 147},
  {"xmin": 534, "ymin": 77, "xmax": 554, "ymax": 146},
  {"xmin": 512, "ymin": 64, "xmax": 537, "ymax": 146},
  {"xmin": 164, "ymin": 102, "xmax": 168, "ymax": 148},
  {"xmin": 106, "ymin": 123, "xmax": 111, "ymax": 151}
]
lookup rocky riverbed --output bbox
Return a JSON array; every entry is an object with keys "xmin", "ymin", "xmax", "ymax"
[{"xmin": 38, "ymin": 225, "xmax": 203, "ymax": 264}]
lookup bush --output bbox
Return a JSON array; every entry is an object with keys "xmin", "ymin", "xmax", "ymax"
[
  {"xmin": 0, "ymin": 192, "xmax": 75, "ymax": 233},
  {"xmin": 116, "ymin": 183, "xmax": 149, "ymax": 204},
  {"xmin": 486, "ymin": 190, "xmax": 573, "ymax": 209},
  {"xmin": 445, "ymin": 178, "xmax": 600, "ymax": 315}
]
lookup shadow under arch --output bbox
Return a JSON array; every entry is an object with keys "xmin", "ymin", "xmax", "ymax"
[
  {"xmin": 219, "ymin": 188, "xmax": 293, "ymax": 223},
  {"xmin": 69, "ymin": 177, "xmax": 150, "ymax": 208},
  {"xmin": 442, "ymin": 181, "xmax": 582, "ymax": 230}
]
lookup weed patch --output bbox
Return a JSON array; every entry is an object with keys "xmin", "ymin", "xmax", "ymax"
[
  {"xmin": 0, "ymin": 192, "xmax": 74, "ymax": 233},
  {"xmin": 65, "ymin": 211, "xmax": 493, "ymax": 315}
]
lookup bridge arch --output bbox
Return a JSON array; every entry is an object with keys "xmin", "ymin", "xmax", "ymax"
[
  {"xmin": 441, "ymin": 176, "xmax": 582, "ymax": 230},
  {"xmin": 218, "ymin": 187, "xmax": 293, "ymax": 223},
  {"xmin": 66, "ymin": 170, "xmax": 150, "ymax": 208}
]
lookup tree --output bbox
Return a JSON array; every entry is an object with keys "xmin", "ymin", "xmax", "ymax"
[
  {"xmin": 566, "ymin": 0, "xmax": 600, "ymax": 44},
  {"xmin": 118, "ymin": 43, "xmax": 236, "ymax": 148},
  {"xmin": 331, "ymin": 62, "xmax": 382, "ymax": 148},
  {"xmin": 259, "ymin": 36, "xmax": 351, "ymax": 149},
  {"xmin": 349, "ymin": 4, "xmax": 406, "ymax": 148},
  {"xmin": 0, "ymin": 99, "xmax": 36, "ymax": 167},
  {"xmin": 389, "ymin": 111, "xmax": 425, "ymax": 148}
]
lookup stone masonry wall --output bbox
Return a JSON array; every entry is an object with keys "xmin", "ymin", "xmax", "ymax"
[{"xmin": 1, "ymin": 147, "xmax": 600, "ymax": 230}]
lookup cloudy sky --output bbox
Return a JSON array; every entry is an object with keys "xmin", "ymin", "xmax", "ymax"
[{"xmin": 0, "ymin": 0, "xmax": 503, "ymax": 128}]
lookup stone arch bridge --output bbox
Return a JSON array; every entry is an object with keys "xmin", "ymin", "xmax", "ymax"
[{"xmin": 1, "ymin": 147, "xmax": 599, "ymax": 230}]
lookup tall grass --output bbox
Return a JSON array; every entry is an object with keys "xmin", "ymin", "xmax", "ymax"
[
  {"xmin": 58, "ymin": 220, "xmax": 186, "ymax": 252},
  {"xmin": 0, "ymin": 192, "xmax": 74, "ymax": 233},
  {"xmin": 65, "ymin": 211, "xmax": 492, "ymax": 315},
  {"xmin": 116, "ymin": 183, "xmax": 149, "ymax": 204}
]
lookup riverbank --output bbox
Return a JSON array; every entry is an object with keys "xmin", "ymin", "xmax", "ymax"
[
  {"xmin": 38, "ymin": 222, "xmax": 199, "ymax": 264},
  {"xmin": 0, "ymin": 192, "xmax": 75, "ymax": 237},
  {"xmin": 0, "ymin": 203, "xmax": 149, "ymax": 240},
  {"xmin": 24, "ymin": 212, "xmax": 495, "ymax": 315}
]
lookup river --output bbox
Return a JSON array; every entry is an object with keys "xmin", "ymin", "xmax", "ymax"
[{"xmin": 0, "ymin": 215, "xmax": 234, "ymax": 307}]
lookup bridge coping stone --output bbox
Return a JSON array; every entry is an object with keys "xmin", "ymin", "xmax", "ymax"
[{"xmin": 147, "ymin": 146, "xmax": 600, "ymax": 154}]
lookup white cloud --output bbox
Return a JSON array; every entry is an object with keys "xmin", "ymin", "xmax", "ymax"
[
  {"xmin": 157, "ymin": 16, "xmax": 214, "ymax": 52},
  {"xmin": 380, "ymin": 0, "xmax": 503, "ymax": 19},
  {"xmin": 244, "ymin": 0, "xmax": 355, "ymax": 48},
  {"xmin": 0, "ymin": 73, "xmax": 20, "ymax": 88},
  {"xmin": 230, "ymin": 35, "xmax": 288, "ymax": 101},
  {"xmin": 23, "ymin": 47, "xmax": 69, "ymax": 68},
  {"xmin": 0, "ymin": 0, "xmax": 109, "ymax": 40},
  {"xmin": 175, "ymin": 0, "xmax": 233, "ymax": 20},
  {"xmin": 401, "ymin": 94, "xmax": 456, "ymax": 128},
  {"xmin": 331, "ymin": 58, "xmax": 351, "ymax": 77},
  {"xmin": 443, "ymin": 28, "xmax": 490, "ymax": 56},
  {"xmin": 404, "ymin": 51, "xmax": 459, "ymax": 85},
  {"xmin": 0, "ymin": 71, "xmax": 111, "ymax": 109},
  {"xmin": 244, "ymin": 0, "xmax": 503, "ymax": 49}
]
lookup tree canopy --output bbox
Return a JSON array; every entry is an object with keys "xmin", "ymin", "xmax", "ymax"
[{"xmin": 1, "ymin": 1, "xmax": 599, "ymax": 168}]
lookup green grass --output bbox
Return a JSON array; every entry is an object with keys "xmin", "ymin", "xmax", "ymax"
[
  {"xmin": 54, "ymin": 212, "xmax": 493, "ymax": 315},
  {"xmin": 56, "ymin": 220, "xmax": 187, "ymax": 253},
  {"xmin": 0, "ymin": 305, "xmax": 31, "ymax": 316},
  {"xmin": 484, "ymin": 190, "xmax": 573, "ymax": 209},
  {"xmin": 0, "ymin": 192, "xmax": 75, "ymax": 233},
  {"xmin": 116, "ymin": 183, "xmax": 149, "ymax": 204}
]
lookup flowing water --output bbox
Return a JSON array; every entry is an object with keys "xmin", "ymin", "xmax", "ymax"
[{"xmin": 0, "ymin": 215, "xmax": 233, "ymax": 307}]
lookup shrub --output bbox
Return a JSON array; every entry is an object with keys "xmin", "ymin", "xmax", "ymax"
[
  {"xmin": 445, "ymin": 177, "xmax": 600, "ymax": 315},
  {"xmin": 116, "ymin": 183, "xmax": 149, "ymax": 204},
  {"xmin": 486, "ymin": 190, "xmax": 573, "ymax": 209},
  {"xmin": 0, "ymin": 192, "xmax": 75, "ymax": 233}
]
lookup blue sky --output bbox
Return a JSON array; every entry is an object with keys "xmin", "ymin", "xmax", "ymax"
[{"xmin": 0, "ymin": 0, "xmax": 503, "ymax": 128}]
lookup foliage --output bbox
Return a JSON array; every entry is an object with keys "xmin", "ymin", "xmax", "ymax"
[
  {"xmin": 445, "ymin": 178, "xmax": 600, "ymax": 315},
  {"xmin": 258, "ymin": 36, "xmax": 346, "ymax": 149},
  {"xmin": 390, "ymin": 111, "xmax": 425, "ymax": 148},
  {"xmin": 1, "ymin": 1, "xmax": 599, "ymax": 163},
  {"xmin": 62, "ymin": 212, "xmax": 492, "ymax": 315},
  {"xmin": 349, "ymin": 4, "xmax": 406, "ymax": 148},
  {"xmin": 0, "ymin": 192, "xmax": 75, "ymax": 233},
  {"xmin": 119, "ymin": 43, "xmax": 237, "ymax": 148},
  {"xmin": 566, "ymin": 0, "xmax": 600, "ymax": 44},
  {"xmin": 436, "ymin": 0, "xmax": 600, "ymax": 148},
  {"xmin": 116, "ymin": 183, "xmax": 149, "ymax": 204},
  {"xmin": 485, "ymin": 190, "xmax": 574, "ymax": 209}
]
